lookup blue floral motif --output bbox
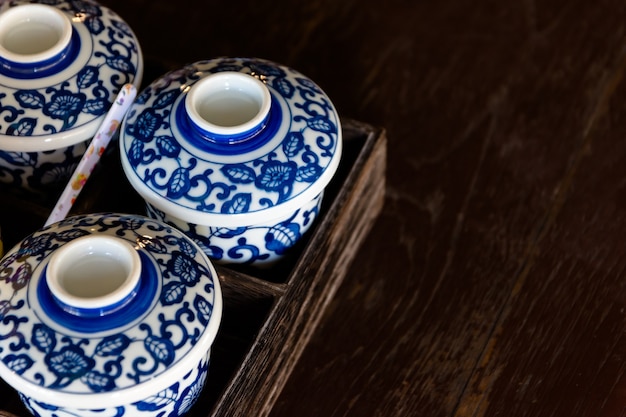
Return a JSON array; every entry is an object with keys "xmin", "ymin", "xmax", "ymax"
[
  {"xmin": 0, "ymin": 92, "xmax": 22, "ymax": 121},
  {"xmin": 46, "ymin": 344, "xmax": 96, "ymax": 387},
  {"xmin": 145, "ymin": 191, "xmax": 324, "ymax": 265},
  {"xmin": 83, "ymin": 369, "xmax": 117, "ymax": 393},
  {"xmin": 161, "ymin": 250, "xmax": 212, "ymax": 305},
  {"xmin": 14, "ymin": 90, "xmax": 45, "ymax": 109},
  {"xmin": 76, "ymin": 65, "xmax": 100, "ymax": 89},
  {"xmin": 18, "ymin": 233, "xmax": 59, "ymax": 261},
  {"xmin": 255, "ymin": 159, "xmax": 297, "ymax": 201},
  {"xmin": 126, "ymin": 109, "xmax": 163, "ymax": 143},
  {"xmin": 165, "ymin": 251, "xmax": 205, "ymax": 286},
  {"xmin": 7, "ymin": 117, "xmax": 36, "ymax": 135},
  {"xmin": 143, "ymin": 333, "xmax": 175, "ymax": 367},
  {"xmin": 265, "ymin": 220, "xmax": 301, "ymax": 255},
  {"xmin": 271, "ymin": 76, "xmax": 296, "ymax": 99},
  {"xmin": 156, "ymin": 135, "xmax": 181, "ymax": 158},
  {"xmin": 32, "ymin": 324, "xmax": 57, "ymax": 353},
  {"xmin": 221, "ymin": 164, "xmax": 256, "ymax": 184},
  {"xmin": 4, "ymin": 262, "xmax": 31, "ymax": 291},
  {"xmin": 134, "ymin": 384, "xmax": 178, "ymax": 411},
  {"xmin": 161, "ymin": 281, "xmax": 187, "ymax": 305},
  {"xmin": 43, "ymin": 88, "xmax": 87, "ymax": 130},
  {"xmin": 95, "ymin": 334, "xmax": 131, "ymax": 357},
  {"xmin": 282, "ymin": 131, "xmax": 305, "ymax": 157},
  {"xmin": 166, "ymin": 166, "xmax": 192, "ymax": 199},
  {"xmin": 3, "ymin": 354, "xmax": 34, "ymax": 375},
  {"xmin": 0, "ymin": 150, "xmax": 36, "ymax": 167},
  {"xmin": 194, "ymin": 294, "xmax": 214, "ymax": 326},
  {"xmin": 174, "ymin": 362, "xmax": 208, "ymax": 416},
  {"xmin": 221, "ymin": 193, "xmax": 252, "ymax": 214}
]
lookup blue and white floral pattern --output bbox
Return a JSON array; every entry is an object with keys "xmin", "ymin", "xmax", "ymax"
[
  {"xmin": 147, "ymin": 191, "xmax": 323, "ymax": 266},
  {"xmin": 0, "ymin": 213, "xmax": 220, "ymax": 416},
  {"xmin": 120, "ymin": 57, "xmax": 341, "ymax": 265},
  {"xmin": 0, "ymin": 144, "xmax": 86, "ymax": 192},
  {"xmin": 20, "ymin": 355, "xmax": 210, "ymax": 416},
  {"xmin": 122, "ymin": 58, "xmax": 339, "ymax": 214},
  {"xmin": 0, "ymin": 0, "xmax": 142, "ymax": 194},
  {"xmin": 0, "ymin": 0, "xmax": 141, "ymax": 134}
]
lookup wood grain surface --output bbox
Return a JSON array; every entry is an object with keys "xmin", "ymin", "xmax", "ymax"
[{"xmin": 3, "ymin": 0, "xmax": 626, "ymax": 416}]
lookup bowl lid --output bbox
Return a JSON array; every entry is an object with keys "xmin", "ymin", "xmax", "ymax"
[
  {"xmin": 0, "ymin": 0, "xmax": 143, "ymax": 152},
  {"xmin": 119, "ymin": 57, "xmax": 342, "ymax": 227},
  {"xmin": 0, "ymin": 213, "xmax": 222, "ymax": 408}
]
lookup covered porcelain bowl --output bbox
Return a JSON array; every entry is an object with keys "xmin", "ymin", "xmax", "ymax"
[
  {"xmin": 0, "ymin": 0, "xmax": 143, "ymax": 196},
  {"xmin": 0, "ymin": 213, "xmax": 222, "ymax": 416},
  {"xmin": 119, "ymin": 57, "xmax": 342, "ymax": 267}
]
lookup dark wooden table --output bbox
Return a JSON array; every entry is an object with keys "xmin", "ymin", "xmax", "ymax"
[{"xmin": 7, "ymin": 0, "xmax": 626, "ymax": 416}]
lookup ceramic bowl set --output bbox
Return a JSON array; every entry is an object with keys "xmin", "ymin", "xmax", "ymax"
[
  {"xmin": 0, "ymin": 1, "xmax": 342, "ymax": 416},
  {"xmin": 119, "ymin": 57, "xmax": 342, "ymax": 267}
]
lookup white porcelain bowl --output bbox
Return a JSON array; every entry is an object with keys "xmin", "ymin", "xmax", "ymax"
[
  {"xmin": 0, "ymin": 0, "xmax": 143, "ymax": 198},
  {"xmin": 0, "ymin": 213, "xmax": 222, "ymax": 416},
  {"xmin": 120, "ymin": 57, "xmax": 342, "ymax": 267}
]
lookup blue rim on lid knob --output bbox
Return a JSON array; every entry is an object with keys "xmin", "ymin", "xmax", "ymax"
[
  {"xmin": 0, "ymin": 4, "xmax": 73, "ymax": 68},
  {"xmin": 185, "ymin": 71, "xmax": 272, "ymax": 142},
  {"xmin": 46, "ymin": 235, "xmax": 142, "ymax": 316}
]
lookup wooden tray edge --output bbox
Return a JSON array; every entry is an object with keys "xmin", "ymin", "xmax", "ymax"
[{"xmin": 209, "ymin": 120, "xmax": 388, "ymax": 417}]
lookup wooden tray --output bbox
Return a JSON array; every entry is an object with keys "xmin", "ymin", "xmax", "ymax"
[{"xmin": 0, "ymin": 118, "xmax": 387, "ymax": 417}]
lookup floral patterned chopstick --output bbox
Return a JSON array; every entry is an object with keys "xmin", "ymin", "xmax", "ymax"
[{"xmin": 44, "ymin": 83, "xmax": 137, "ymax": 227}]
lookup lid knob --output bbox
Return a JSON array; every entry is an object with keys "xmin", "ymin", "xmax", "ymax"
[
  {"xmin": 46, "ymin": 235, "xmax": 141, "ymax": 315},
  {"xmin": 185, "ymin": 71, "xmax": 272, "ymax": 143},
  {"xmin": 0, "ymin": 4, "xmax": 72, "ymax": 64}
]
